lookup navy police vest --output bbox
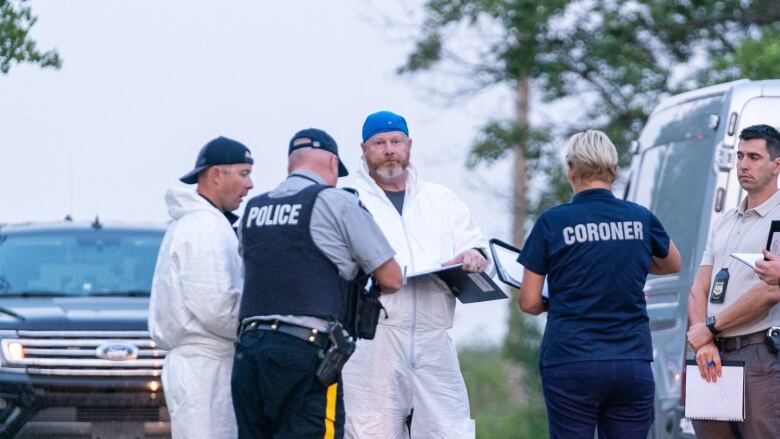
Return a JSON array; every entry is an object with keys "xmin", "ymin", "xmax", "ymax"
[{"xmin": 239, "ymin": 184, "xmax": 348, "ymax": 322}]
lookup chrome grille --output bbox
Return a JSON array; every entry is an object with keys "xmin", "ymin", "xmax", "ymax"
[{"xmin": 1, "ymin": 330, "xmax": 167, "ymax": 377}]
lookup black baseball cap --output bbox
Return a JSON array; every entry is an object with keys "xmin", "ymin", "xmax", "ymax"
[
  {"xmin": 180, "ymin": 136, "xmax": 254, "ymax": 184},
  {"xmin": 288, "ymin": 128, "xmax": 348, "ymax": 177}
]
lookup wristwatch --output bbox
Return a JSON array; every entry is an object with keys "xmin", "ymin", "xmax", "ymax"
[{"xmin": 705, "ymin": 315, "xmax": 720, "ymax": 336}]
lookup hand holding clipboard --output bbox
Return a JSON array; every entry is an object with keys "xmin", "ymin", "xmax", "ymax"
[
  {"xmin": 755, "ymin": 249, "xmax": 780, "ymax": 285},
  {"xmin": 730, "ymin": 220, "xmax": 780, "ymax": 285},
  {"xmin": 488, "ymin": 238, "xmax": 549, "ymax": 300}
]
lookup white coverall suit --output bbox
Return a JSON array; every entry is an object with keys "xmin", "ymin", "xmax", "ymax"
[
  {"xmin": 148, "ymin": 188, "xmax": 243, "ymax": 439},
  {"xmin": 343, "ymin": 161, "xmax": 486, "ymax": 439}
]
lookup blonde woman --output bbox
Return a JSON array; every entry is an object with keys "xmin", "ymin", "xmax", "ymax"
[{"xmin": 518, "ymin": 130, "xmax": 681, "ymax": 438}]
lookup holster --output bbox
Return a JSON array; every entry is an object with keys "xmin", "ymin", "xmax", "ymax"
[
  {"xmin": 344, "ymin": 273, "xmax": 388, "ymax": 340},
  {"xmin": 315, "ymin": 321, "xmax": 356, "ymax": 386},
  {"xmin": 766, "ymin": 327, "xmax": 780, "ymax": 354}
]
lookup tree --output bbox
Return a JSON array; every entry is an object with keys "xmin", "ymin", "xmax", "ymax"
[
  {"xmin": 400, "ymin": 0, "xmax": 569, "ymax": 245},
  {"xmin": 400, "ymin": 1, "xmax": 780, "ymax": 435},
  {"xmin": 701, "ymin": 27, "xmax": 780, "ymax": 84},
  {"xmin": 0, "ymin": 0, "xmax": 61, "ymax": 74},
  {"xmin": 402, "ymin": 0, "xmax": 780, "ymax": 226}
]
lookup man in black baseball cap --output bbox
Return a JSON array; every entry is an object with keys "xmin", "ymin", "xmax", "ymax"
[
  {"xmin": 288, "ymin": 128, "xmax": 349, "ymax": 178},
  {"xmin": 180, "ymin": 136, "xmax": 255, "ymax": 184},
  {"xmin": 150, "ymin": 135, "xmax": 254, "ymax": 439},
  {"xmin": 179, "ymin": 135, "xmax": 255, "ymax": 215}
]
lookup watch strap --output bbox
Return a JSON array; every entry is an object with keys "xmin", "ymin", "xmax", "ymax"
[{"xmin": 706, "ymin": 316, "xmax": 719, "ymax": 336}]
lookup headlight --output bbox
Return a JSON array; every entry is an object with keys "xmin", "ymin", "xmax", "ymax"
[
  {"xmin": 4, "ymin": 342, "xmax": 23, "ymax": 361},
  {"xmin": 0, "ymin": 331, "xmax": 22, "ymax": 368}
]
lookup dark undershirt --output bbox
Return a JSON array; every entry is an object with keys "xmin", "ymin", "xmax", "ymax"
[
  {"xmin": 198, "ymin": 193, "xmax": 240, "ymax": 227},
  {"xmin": 382, "ymin": 188, "xmax": 486, "ymax": 259},
  {"xmin": 384, "ymin": 190, "xmax": 405, "ymax": 215}
]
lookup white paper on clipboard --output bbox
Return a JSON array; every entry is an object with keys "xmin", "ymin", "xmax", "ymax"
[{"xmin": 489, "ymin": 239, "xmax": 524, "ymax": 289}]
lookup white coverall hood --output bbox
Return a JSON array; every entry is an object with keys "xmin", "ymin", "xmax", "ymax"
[
  {"xmin": 342, "ymin": 159, "xmax": 486, "ymax": 439},
  {"xmin": 165, "ymin": 187, "xmax": 211, "ymax": 220},
  {"xmin": 351, "ymin": 159, "xmax": 487, "ymax": 328},
  {"xmin": 148, "ymin": 188, "xmax": 243, "ymax": 439}
]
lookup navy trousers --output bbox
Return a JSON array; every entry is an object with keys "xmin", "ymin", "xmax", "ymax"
[
  {"xmin": 540, "ymin": 359, "xmax": 654, "ymax": 439},
  {"xmin": 231, "ymin": 330, "xmax": 344, "ymax": 439}
]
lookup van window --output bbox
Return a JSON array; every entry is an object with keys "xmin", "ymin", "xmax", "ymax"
[
  {"xmin": 631, "ymin": 95, "xmax": 724, "ymax": 268},
  {"xmin": 736, "ymin": 97, "xmax": 780, "ymax": 136}
]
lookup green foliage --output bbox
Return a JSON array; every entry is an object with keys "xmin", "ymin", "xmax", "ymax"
[
  {"xmin": 466, "ymin": 120, "xmax": 550, "ymax": 169},
  {"xmin": 0, "ymin": 0, "xmax": 61, "ymax": 74},
  {"xmin": 701, "ymin": 28, "xmax": 780, "ymax": 84},
  {"xmin": 732, "ymin": 30, "xmax": 780, "ymax": 79},
  {"xmin": 398, "ymin": 33, "xmax": 442, "ymax": 74},
  {"xmin": 640, "ymin": 0, "xmax": 780, "ymax": 60},
  {"xmin": 466, "ymin": 120, "xmax": 523, "ymax": 167},
  {"xmin": 533, "ymin": 2, "xmax": 669, "ymax": 162},
  {"xmin": 401, "ymin": 0, "xmax": 570, "ymax": 84},
  {"xmin": 528, "ymin": 153, "xmax": 572, "ymax": 219},
  {"xmin": 501, "ymin": 290, "xmax": 542, "ymax": 389},
  {"xmin": 459, "ymin": 342, "xmax": 547, "ymax": 438},
  {"xmin": 404, "ymin": 0, "xmax": 780, "ymax": 176}
]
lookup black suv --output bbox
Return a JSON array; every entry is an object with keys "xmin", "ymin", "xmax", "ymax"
[{"xmin": 0, "ymin": 220, "xmax": 169, "ymax": 438}]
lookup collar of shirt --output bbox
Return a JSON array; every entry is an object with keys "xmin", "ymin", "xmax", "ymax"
[
  {"xmin": 737, "ymin": 189, "xmax": 780, "ymax": 217},
  {"xmin": 197, "ymin": 193, "xmax": 239, "ymax": 226},
  {"xmin": 268, "ymin": 169, "xmax": 330, "ymax": 198},
  {"xmin": 289, "ymin": 169, "xmax": 328, "ymax": 185},
  {"xmin": 572, "ymin": 188, "xmax": 614, "ymax": 203}
]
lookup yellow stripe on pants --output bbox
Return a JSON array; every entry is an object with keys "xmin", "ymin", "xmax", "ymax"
[{"xmin": 324, "ymin": 383, "xmax": 338, "ymax": 439}]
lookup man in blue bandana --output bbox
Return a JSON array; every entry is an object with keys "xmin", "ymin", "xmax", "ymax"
[{"xmin": 342, "ymin": 111, "xmax": 488, "ymax": 439}]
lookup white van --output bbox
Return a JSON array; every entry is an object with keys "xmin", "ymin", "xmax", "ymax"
[{"xmin": 624, "ymin": 79, "xmax": 780, "ymax": 438}]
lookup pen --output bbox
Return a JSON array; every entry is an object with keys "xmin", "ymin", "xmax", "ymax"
[{"xmin": 706, "ymin": 359, "xmax": 715, "ymax": 367}]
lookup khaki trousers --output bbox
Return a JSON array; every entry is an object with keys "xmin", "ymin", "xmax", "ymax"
[{"xmin": 693, "ymin": 340, "xmax": 780, "ymax": 438}]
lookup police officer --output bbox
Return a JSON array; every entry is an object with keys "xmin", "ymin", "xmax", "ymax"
[
  {"xmin": 685, "ymin": 124, "xmax": 780, "ymax": 437},
  {"xmin": 518, "ymin": 130, "xmax": 681, "ymax": 438},
  {"xmin": 231, "ymin": 128, "xmax": 403, "ymax": 439}
]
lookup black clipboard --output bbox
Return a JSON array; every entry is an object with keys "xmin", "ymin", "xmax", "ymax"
[
  {"xmin": 766, "ymin": 220, "xmax": 780, "ymax": 255},
  {"xmin": 407, "ymin": 264, "xmax": 508, "ymax": 303},
  {"xmin": 488, "ymin": 238, "xmax": 523, "ymax": 288}
]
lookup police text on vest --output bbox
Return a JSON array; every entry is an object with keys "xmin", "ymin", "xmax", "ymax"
[
  {"xmin": 562, "ymin": 221, "xmax": 643, "ymax": 245},
  {"xmin": 246, "ymin": 204, "xmax": 302, "ymax": 227}
]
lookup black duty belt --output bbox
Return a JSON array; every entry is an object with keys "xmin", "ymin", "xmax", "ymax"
[
  {"xmin": 715, "ymin": 329, "xmax": 767, "ymax": 352},
  {"xmin": 239, "ymin": 319, "xmax": 329, "ymax": 349}
]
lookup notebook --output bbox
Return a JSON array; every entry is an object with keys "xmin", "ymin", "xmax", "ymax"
[
  {"xmin": 730, "ymin": 253, "xmax": 762, "ymax": 270},
  {"xmin": 731, "ymin": 220, "xmax": 780, "ymax": 270},
  {"xmin": 684, "ymin": 360, "xmax": 745, "ymax": 422}
]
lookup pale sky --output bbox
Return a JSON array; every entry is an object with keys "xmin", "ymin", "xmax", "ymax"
[{"xmin": 0, "ymin": 0, "xmax": 522, "ymax": 345}]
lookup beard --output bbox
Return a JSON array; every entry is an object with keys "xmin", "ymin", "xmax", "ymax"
[{"xmin": 370, "ymin": 158, "xmax": 409, "ymax": 182}]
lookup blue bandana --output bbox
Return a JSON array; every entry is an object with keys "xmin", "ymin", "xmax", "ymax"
[{"xmin": 362, "ymin": 111, "xmax": 409, "ymax": 142}]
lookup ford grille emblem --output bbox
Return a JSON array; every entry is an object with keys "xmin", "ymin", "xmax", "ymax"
[{"xmin": 96, "ymin": 342, "xmax": 139, "ymax": 361}]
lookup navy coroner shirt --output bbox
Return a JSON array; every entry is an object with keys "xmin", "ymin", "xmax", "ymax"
[{"xmin": 518, "ymin": 188, "xmax": 670, "ymax": 367}]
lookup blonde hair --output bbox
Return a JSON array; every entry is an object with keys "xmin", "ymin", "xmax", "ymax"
[{"xmin": 565, "ymin": 130, "xmax": 618, "ymax": 184}]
